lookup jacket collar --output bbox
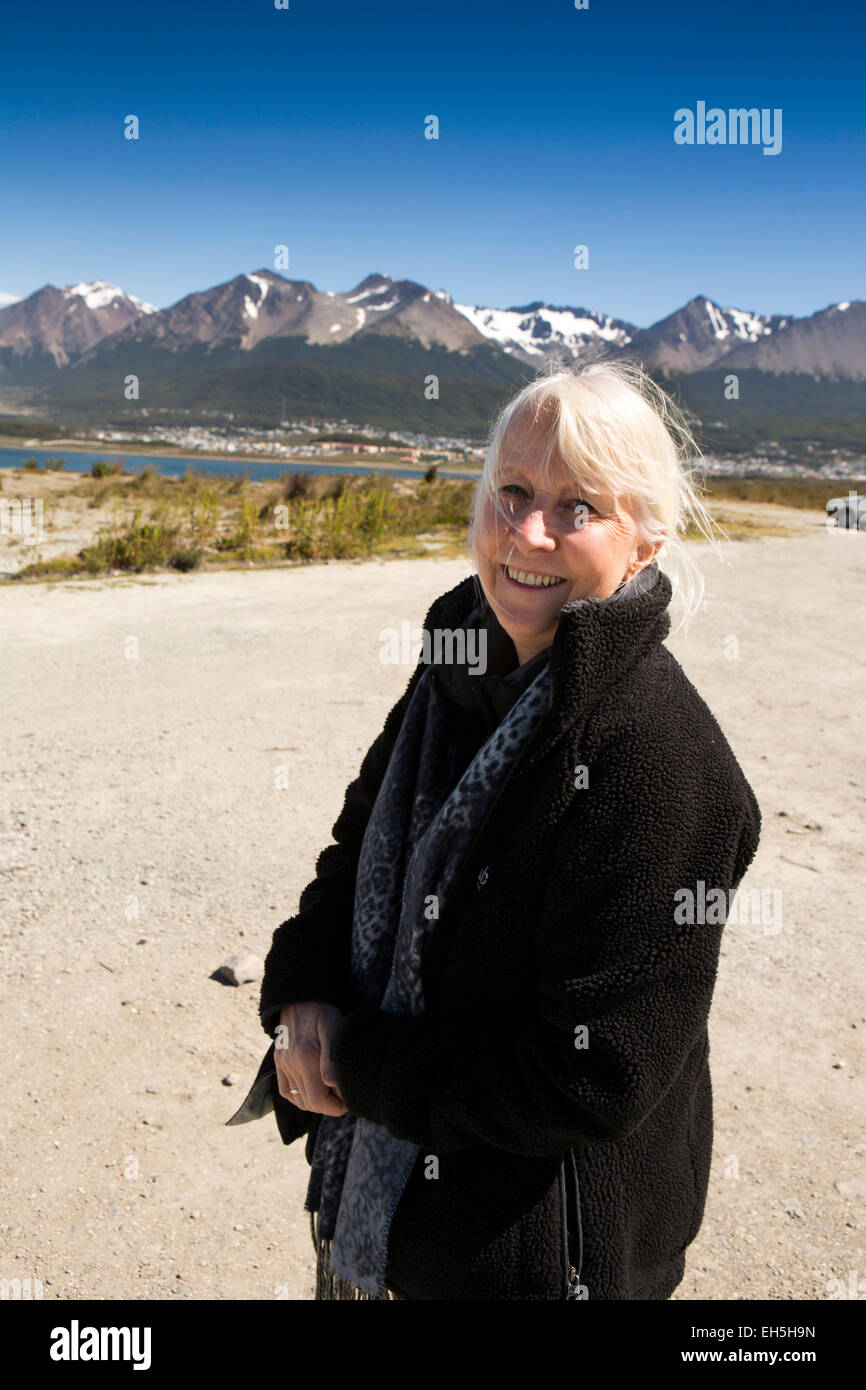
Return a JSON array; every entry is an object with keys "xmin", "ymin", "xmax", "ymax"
[
  {"xmin": 429, "ymin": 602, "xmax": 551, "ymax": 735},
  {"xmin": 423, "ymin": 563, "xmax": 672, "ymax": 766}
]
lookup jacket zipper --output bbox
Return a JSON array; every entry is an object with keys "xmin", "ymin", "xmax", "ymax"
[
  {"xmin": 422, "ymin": 653, "xmax": 582, "ymax": 1298},
  {"xmin": 563, "ymin": 1148, "xmax": 584, "ymax": 1298}
]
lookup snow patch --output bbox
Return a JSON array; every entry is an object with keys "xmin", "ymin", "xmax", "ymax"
[
  {"xmin": 346, "ymin": 282, "xmax": 392, "ymax": 303},
  {"xmin": 62, "ymin": 279, "xmax": 157, "ymax": 314},
  {"xmin": 246, "ymin": 273, "xmax": 270, "ymax": 305},
  {"xmin": 704, "ymin": 300, "xmax": 730, "ymax": 339},
  {"xmin": 727, "ymin": 307, "xmax": 772, "ymax": 340},
  {"xmin": 453, "ymin": 302, "xmax": 629, "ymax": 355},
  {"xmin": 130, "ymin": 294, "xmax": 158, "ymax": 315}
]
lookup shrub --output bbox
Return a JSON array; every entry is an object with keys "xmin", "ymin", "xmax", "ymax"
[
  {"xmin": 13, "ymin": 554, "xmax": 83, "ymax": 580},
  {"xmin": 169, "ymin": 547, "xmax": 203, "ymax": 571},
  {"xmin": 79, "ymin": 521, "xmax": 180, "ymax": 571},
  {"xmin": 312, "ymin": 474, "xmax": 349, "ymax": 501},
  {"xmin": 282, "ymin": 470, "xmax": 313, "ymax": 500},
  {"xmin": 131, "ymin": 465, "xmax": 158, "ymax": 488}
]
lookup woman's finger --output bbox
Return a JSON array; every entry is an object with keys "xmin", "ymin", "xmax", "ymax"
[{"xmin": 277, "ymin": 1068, "xmax": 307, "ymax": 1109}]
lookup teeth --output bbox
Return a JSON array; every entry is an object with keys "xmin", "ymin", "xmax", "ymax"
[{"xmin": 505, "ymin": 565, "xmax": 565, "ymax": 588}]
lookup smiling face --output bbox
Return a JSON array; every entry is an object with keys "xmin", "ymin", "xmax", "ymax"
[{"xmin": 475, "ymin": 412, "xmax": 662, "ymax": 665}]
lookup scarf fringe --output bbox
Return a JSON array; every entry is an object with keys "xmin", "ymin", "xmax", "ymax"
[{"xmin": 311, "ymin": 1207, "xmax": 394, "ymax": 1300}]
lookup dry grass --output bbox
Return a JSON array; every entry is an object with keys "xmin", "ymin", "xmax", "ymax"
[
  {"xmin": 2, "ymin": 462, "xmax": 844, "ymax": 581},
  {"xmin": 6, "ymin": 466, "xmax": 475, "ymax": 580}
]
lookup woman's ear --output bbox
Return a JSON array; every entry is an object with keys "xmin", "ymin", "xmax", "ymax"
[{"xmin": 623, "ymin": 536, "xmax": 664, "ymax": 581}]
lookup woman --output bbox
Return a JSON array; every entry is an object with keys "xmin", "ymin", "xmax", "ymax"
[{"xmin": 246, "ymin": 359, "xmax": 761, "ymax": 1300}]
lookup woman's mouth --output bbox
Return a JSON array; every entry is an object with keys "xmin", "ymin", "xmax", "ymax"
[{"xmin": 501, "ymin": 563, "xmax": 566, "ymax": 590}]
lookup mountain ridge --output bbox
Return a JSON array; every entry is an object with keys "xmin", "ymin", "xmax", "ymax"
[
  {"xmin": 2, "ymin": 272, "xmax": 865, "ymax": 449},
  {"xmin": 2, "ymin": 271, "xmax": 863, "ymax": 380}
]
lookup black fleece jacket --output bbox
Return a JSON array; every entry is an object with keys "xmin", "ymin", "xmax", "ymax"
[{"xmin": 257, "ymin": 570, "xmax": 761, "ymax": 1300}]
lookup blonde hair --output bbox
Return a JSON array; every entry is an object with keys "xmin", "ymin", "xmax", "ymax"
[{"xmin": 467, "ymin": 354, "xmax": 722, "ymax": 631}]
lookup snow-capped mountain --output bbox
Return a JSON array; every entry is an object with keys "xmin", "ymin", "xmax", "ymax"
[
  {"xmin": 453, "ymin": 300, "xmax": 636, "ymax": 364},
  {"xmin": 622, "ymin": 295, "xmax": 791, "ymax": 374},
  {"xmin": 0, "ymin": 280, "xmax": 157, "ymax": 367},
  {"xmin": 333, "ymin": 274, "xmax": 482, "ymax": 351},
  {"xmin": 3, "ymin": 269, "xmax": 865, "ymax": 385},
  {"xmin": 62, "ymin": 280, "xmax": 157, "ymax": 316},
  {"xmin": 73, "ymin": 270, "xmax": 486, "ymax": 361},
  {"xmin": 712, "ymin": 299, "xmax": 866, "ymax": 379},
  {"xmin": 448, "ymin": 294, "xmax": 845, "ymax": 376}
]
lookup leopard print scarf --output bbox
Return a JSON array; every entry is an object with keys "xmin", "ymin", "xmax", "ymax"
[{"xmin": 304, "ymin": 635, "xmax": 552, "ymax": 1298}]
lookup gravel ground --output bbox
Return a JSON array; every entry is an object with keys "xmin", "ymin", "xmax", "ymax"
[{"xmin": 0, "ymin": 521, "xmax": 863, "ymax": 1301}]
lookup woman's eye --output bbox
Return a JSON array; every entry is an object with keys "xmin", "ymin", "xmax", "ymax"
[{"xmin": 498, "ymin": 486, "xmax": 597, "ymax": 514}]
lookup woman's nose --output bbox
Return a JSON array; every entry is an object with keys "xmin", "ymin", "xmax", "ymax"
[{"xmin": 512, "ymin": 507, "xmax": 556, "ymax": 546}]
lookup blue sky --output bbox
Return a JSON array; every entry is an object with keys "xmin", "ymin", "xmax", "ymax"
[{"xmin": 0, "ymin": 0, "xmax": 862, "ymax": 326}]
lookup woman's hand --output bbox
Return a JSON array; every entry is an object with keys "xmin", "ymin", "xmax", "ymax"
[{"xmin": 274, "ymin": 1002, "xmax": 348, "ymax": 1117}]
